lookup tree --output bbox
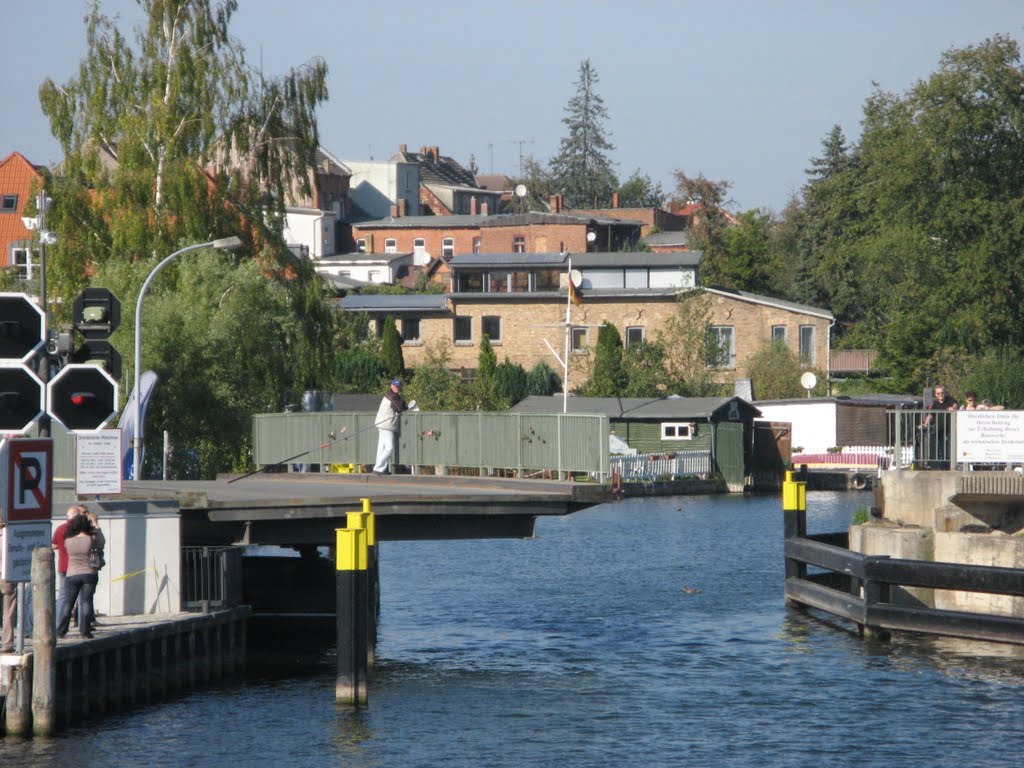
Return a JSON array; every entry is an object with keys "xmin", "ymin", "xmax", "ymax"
[
  {"xmin": 617, "ymin": 169, "xmax": 666, "ymax": 208},
  {"xmin": 380, "ymin": 315, "xmax": 405, "ymax": 380},
  {"xmin": 507, "ymin": 155, "xmax": 557, "ymax": 213},
  {"xmin": 526, "ymin": 361, "xmax": 561, "ymax": 397},
  {"xmin": 660, "ymin": 290, "xmax": 726, "ymax": 396},
  {"xmin": 405, "ymin": 342, "xmax": 473, "ymax": 411},
  {"xmin": 670, "ymin": 172, "xmax": 734, "ymax": 287},
  {"xmin": 335, "ymin": 347, "xmax": 385, "ymax": 393},
  {"xmin": 584, "ymin": 322, "xmax": 626, "ymax": 396},
  {"xmin": 549, "ymin": 59, "xmax": 618, "ymax": 208},
  {"xmin": 494, "ymin": 359, "xmax": 529, "ymax": 407},
  {"xmin": 475, "ymin": 334, "xmax": 500, "ymax": 409},
  {"xmin": 621, "ymin": 341, "xmax": 669, "ymax": 397},
  {"xmin": 744, "ymin": 340, "xmax": 824, "ymax": 400}
]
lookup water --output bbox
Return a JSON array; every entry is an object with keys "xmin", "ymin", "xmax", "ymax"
[{"xmin": 4, "ymin": 492, "xmax": 1024, "ymax": 767}]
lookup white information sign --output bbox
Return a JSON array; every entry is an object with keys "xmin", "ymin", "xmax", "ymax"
[
  {"xmin": 955, "ymin": 410, "xmax": 1024, "ymax": 464},
  {"xmin": 75, "ymin": 430, "xmax": 124, "ymax": 496},
  {"xmin": 1, "ymin": 521, "xmax": 51, "ymax": 582}
]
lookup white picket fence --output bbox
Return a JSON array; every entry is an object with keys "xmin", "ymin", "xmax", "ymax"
[{"xmin": 610, "ymin": 450, "xmax": 712, "ymax": 481}]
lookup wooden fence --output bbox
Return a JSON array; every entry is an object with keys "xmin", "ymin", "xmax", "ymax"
[{"xmin": 782, "ymin": 472, "xmax": 1024, "ymax": 645}]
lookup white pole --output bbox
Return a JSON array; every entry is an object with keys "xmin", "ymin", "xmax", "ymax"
[
  {"xmin": 132, "ymin": 236, "xmax": 242, "ymax": 479},
  {"xmin": 563, "ymin": 256, "xmax": 572, "ymax": 413}
]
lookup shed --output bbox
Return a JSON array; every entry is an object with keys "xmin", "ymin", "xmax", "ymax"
[{"xmin": 511, "ymin": 395, "xmax": 761, "ymax": 490}]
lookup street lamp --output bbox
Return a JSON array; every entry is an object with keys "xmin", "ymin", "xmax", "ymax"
[{"xmin": 131, "ymin": 236, "xmax": 243, "ymax": 479}]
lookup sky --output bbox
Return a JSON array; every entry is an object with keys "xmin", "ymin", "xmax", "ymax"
[{"xmin": 2, "ymin": 0, "xmax": 1022, "ymax": 213}]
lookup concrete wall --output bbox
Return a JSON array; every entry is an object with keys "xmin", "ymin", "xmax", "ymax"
[
  {"xmin": 65, "ymin": 500, "xmax": 183, "ymax": 617},
  {"xmin": 934, "ymin": 532, "xmax": 1024, "ymax": 616}
]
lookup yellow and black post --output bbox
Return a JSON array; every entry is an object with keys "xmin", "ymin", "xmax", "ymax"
[
  {"xmin": 348, "ymin": 504, "xmax": 377, "ymax": 669},
  {"xmin": 335, "ymin": 526, "xmax": 368, "ymax": 706},
  {"xmin": 782, "ymin": 469, "xmax": 808, "ymax": 599}
]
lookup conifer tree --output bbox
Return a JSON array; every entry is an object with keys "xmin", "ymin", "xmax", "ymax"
[
  {"xmin": 549, "ymin": 59, "xmax": 618, "ymax": 208},
  {"xmin": 380, "ymin": 315, "xmax": 405, "ymax": 381}
]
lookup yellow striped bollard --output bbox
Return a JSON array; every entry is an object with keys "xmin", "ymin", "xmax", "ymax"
[
  {"xmin": 335, "ymin": 526, "xmax": 368, "ymax": 707},
  {"xmin": 782, "ymin": 469, "xmax": 808, "ymax": 596},
  {"xmin": 348, "ymin": 504, "xmax": 377, "ymax": 669}
]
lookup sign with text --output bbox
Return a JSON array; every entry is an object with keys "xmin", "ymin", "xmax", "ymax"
[
  {"xmin": 1, "ymin": 521, "xmax": 51, "ymax": 582},
  {"xmin": 956, "ymin": 410, "xmax": 1024, "ymax": 464},
  {"xmin": 0, "ymin": 438, "xmax": 53, "ymax": 523},
  {"xmin": 75, "ymin": 430, "xmax": 124, "ymax": 496}
]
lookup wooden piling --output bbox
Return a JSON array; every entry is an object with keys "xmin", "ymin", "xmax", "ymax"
[
  {"xmin": 31, "ymin": 546, "xmax": 56, "ymax": 736},
  {"xmin": 335, "ymin": 527, "xmax": 368, "ymax": 707}
]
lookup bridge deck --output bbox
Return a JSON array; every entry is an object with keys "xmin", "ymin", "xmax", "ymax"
[{"xmin": 62, "ymin": 473, "xmax": 610, "ymax": 545}]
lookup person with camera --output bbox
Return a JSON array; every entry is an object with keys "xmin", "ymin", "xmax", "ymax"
[{"xmin": 55, "ymin": 514, "xmax": 105, "ymax": 639}]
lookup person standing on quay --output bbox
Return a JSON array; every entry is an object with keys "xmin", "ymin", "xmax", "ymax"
[
  {"xmin": 373, "ymin": 379, "xmax": 408, "ymax": 475},
  {"xmin": 52, "ymin": 505, "xmax": 86, "ymax": 614},
  {"xmin": 56, "ymin": 514, "xmax": 104, "ymax": 639}
]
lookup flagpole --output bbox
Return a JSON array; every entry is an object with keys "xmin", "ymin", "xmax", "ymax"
[{"xmin": 563, "ymin": 255, "xmax": 572, "ymax": 413}]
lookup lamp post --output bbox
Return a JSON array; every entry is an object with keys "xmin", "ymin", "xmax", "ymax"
[{"xmin": 131, "ymin": 236, "xmax": 243, "ymax": 480}]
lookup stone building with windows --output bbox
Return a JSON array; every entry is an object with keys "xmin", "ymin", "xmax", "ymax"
[{"xmin": 337, "ymin": 251, "xmax": 834, "ymax": 389}]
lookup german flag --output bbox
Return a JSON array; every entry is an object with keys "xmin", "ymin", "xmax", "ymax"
[{"xmin": 568, "ymin": 275, "xmax": 583, "ymax": 306}]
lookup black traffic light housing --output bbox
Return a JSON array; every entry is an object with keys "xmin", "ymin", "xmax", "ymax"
[
  {"xmin": 71, "ymin": 287, "xmax": 121, "ymax": 378},
  {"xmin": 0, "ymin": 293, "xmax": 46, "ymax": 363},
  {"xmin": 0, "ymin": 364, "xmax": 44, "ymax": 433},
  {"xmin": 47, "ymin": 364, "xmax": 119, "ymax": 431}
]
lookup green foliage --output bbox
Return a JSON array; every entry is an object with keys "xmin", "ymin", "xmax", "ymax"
[
  {"xmin": 506, "ymin": 155, "xmax": 556, "ymax": 213},
  {"xmin": 525, "ymin": 361, "xmax": 562, "ymax": 397},
  {"xmin": 660, "ymin": 291, "xmax": 726, "ymax": 396},
  {"xmin": 404, "ymin": 342, "xmax": 473, "ymax": 411},
  {"xmin": 851, "ymin": 507, "xmax": 869, "ymax": 526},
  {"xmin": 621, "ymin": 341, "xmax": 669, "ymax": 397},
  {"xmin": 475, "ymin": 334, "xmax": 501, "ymax": 409},
  {"xmin": 785, "ymin": 36, "xmax": 1024, "ymax": 390},
  {"xmin": 617, "ymin": 169, "xmax": 666, "ymax": 208},
  {"xmin": 583, "ymin": 322, "xmax": 626, "ymax": 396},
  {"xmin": 923, "ymin": 347, "xmax": 1024, "ymax": 409},
  {"xmin": 744, "ymin": 340, "xmax": 825, "ymax": 400},
  {"xmin": 335, "ymin": 347, "xmax": 386, "ymax": 393},
  {"xmin": 671, "ymin": 172, "xmax": 733, "ymax": 286},
  {"xmin": 380, "ymin": 315, "xmax": 405, "ymax": 379},
  {"xmin": 494, "ymin": 359, "xmax": 529, "ymax": 407},
  {"xmin": 549, "ymin": 59, "xmax": 618, "ymax": 208}
]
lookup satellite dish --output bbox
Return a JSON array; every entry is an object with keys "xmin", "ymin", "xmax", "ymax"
[
  {"xmin": 800, "ymin": 371, "xmax": 817, "ymax": 397},
  {"xmin": 586, "ymin": 231, "xmax": 597, "ymax": 243},
  {"xmin": 569, "ymin": 269, "xmax": 583, "ymax": 285},
  {"xmin": 514, "ymin": 184, "xmax": 528, "ymax": 198}
]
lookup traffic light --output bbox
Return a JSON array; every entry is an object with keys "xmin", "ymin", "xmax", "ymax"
[
  {"xmin": 47, "ymin": 364, "xmax": 119, "ymax": 431},
  {"xmin": 0, "ymin": 293, "xmax": 46, "ymax": 363},
  {"xmin": 71, "ymin": 288, "xmax": 121, "ymax": 379},
  {"xmin": 0, "ymin": 364, "xmax": 44, "ymax": 433}
]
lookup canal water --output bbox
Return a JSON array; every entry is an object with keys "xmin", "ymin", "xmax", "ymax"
[{"xmin": 3, "ymin": 491, "xmax": 1024, "ymax": 767}]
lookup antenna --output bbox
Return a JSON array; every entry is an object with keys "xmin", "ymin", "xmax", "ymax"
[{"xmin": 507, "ymin": 138, "xmax": 535, "ymax": 177}]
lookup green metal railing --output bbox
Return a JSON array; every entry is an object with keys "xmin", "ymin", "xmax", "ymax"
[{"xmin": 252, "ymin": 411, "xmax": 611, "ymax": 480}]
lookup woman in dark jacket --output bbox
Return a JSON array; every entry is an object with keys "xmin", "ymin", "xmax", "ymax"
[{"xmin": 55, "ymin": 514, "xmax": 104, "ymax": 639}]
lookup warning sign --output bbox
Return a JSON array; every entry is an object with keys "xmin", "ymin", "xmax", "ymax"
[{"xmin": 0, "ymin": 438, "xmax": 53, "ymax": 523}]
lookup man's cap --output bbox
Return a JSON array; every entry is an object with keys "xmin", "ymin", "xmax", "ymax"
[{"xmin": 391, "ymin": 379, "xmax": 403, "ymax": 388}]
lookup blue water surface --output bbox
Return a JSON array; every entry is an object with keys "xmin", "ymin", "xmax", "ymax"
[{"xmin": 3, "ymin": 491, "xmax": 1024, "ymax": 767}]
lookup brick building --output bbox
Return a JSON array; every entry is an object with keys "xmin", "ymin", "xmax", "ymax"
[
  {"xmin": 338, "ymin": 251, "xmax": 833, "ymax": 389},
  {"xmin": 0, "ymin": 151, "xmax": 46, "ymax": 280}
]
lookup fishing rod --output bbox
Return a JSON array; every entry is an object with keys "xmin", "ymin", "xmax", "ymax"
[{"xmin": 226, "ymin": 400, "xmax": 418, "ymax": 484}]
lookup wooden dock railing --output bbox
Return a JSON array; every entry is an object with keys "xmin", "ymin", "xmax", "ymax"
[{"xmin": 782, "ymin": 471, "xmax": 1024, "ymax": 645}]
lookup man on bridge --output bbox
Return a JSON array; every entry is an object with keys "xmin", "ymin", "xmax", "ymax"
[{"xmin": 373, "ymin": 379, "xmax": 408, "ymax": 475}]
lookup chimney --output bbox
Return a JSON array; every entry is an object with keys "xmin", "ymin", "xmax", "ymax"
[
  {"xmin": 419, "ymin": 145, "xmax": 428, "ymax": 156},
  {"xmin": 399, "ymin": 143, "xmax": 407, "ymax": 154},
  {"xmin": 398, "ymin": 198, "xmax": 408, "ymax": 217},
  {"xmin": 481, "ymin": 201, "xmax": 489, "ymax": 216},
  {"xmin": 470, "ymin": 196, "xmax": 478, "ymax": 215},
  {"xmin": 612, "ymin": 191, "xmax": 619, "ymax": 209},
  {"xmin": 390, "ymin": 204, "xmax": 399, "ymax": 218},
  {"xmin": 431, "ymin": 146, "xmax": 440, "ymax": 162},
  {"xmin": 549, "ymin": 194, "xmax": 561, "ymax": 213}
]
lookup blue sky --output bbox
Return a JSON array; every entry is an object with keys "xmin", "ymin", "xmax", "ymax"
[{"xmin": 2, "ymin": 1, "xmax": 1021, "ymax": 212}]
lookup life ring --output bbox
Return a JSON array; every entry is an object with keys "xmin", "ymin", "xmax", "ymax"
[{"xmin": 851, "ymin": 473, "xmax": 868, "ymax": 491}]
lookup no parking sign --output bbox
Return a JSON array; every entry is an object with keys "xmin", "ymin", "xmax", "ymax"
[{"xmin": 0, "ymin": 438, "xmax": 53, "ymax": 582}]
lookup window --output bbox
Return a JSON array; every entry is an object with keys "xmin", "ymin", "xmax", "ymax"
[
  {"xmin": 510, "ymin": 271, "xmax": 529, "ymax": 292},
  {"xmin": 12, "ymin": 247, "xmax": 34, "ymax": 281},
  {"xmin": 487, "ymin": 271, "xmax": 510, "ymax": 293},
  {"xmin": 571, "ymin": 327, "xmax": 588, "ymax": 352},
  {"xmin": 534, "ymin": 270, "xmax": 560, "ymax": 291},
  {"xmin": 384, "ymin": 238, "xmax": 397, "ymax": 253},
  {"xmin": 413, "ymin": 238, "xmax": 426, "ymax": 252},
  {"xmin": 772, "ymin": 325, "xmax": 787, "ymax": 343},
  {"xmin": 1, "ymin": 195, "xmax": 18, "ymax": 212},
  {"xmin": 661, "ymin": 422, "xmax": 693, "ymax": 440},
  {"xmin": 799, "ymin": 325, "xmax": 816, "ymax": 365},
  {"xmin": 481, "ymin": 316, "xmax": 501, "ymax": 343},
  {"xmin": 625, "ymin": 326, "xmax": 645, "ymax": 347},
  {"xmin": 472, "ymin": 237, "xmax": 481, "ymax": 254},
  {"xmin": 356, "ymin": 238, "xmax": 366, "ymax": 253},
  {"xmin": 707, "ymin": 326, "xmax": 735, "ymax": 368},
  {"xmin": 442, "ymin": 238, "xmax": 455, "ymax": 258},
  {"xmin": 453, "ymin": 316, "xmax": 472, "ymax": 343},
  {"xmin": 368, "ymin": 270, "xmax": 382, "ymax": 282},
  {"xmin": 402, "ymin": 318, "xmax": 421, "ymax": 343},
  {"xmin": 512, "ymin": 235, "xmax": 525, "ymax": 253},
  {"xmin": 457, "ymin": 272, "xmax": 484, "ymax": 292}
]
